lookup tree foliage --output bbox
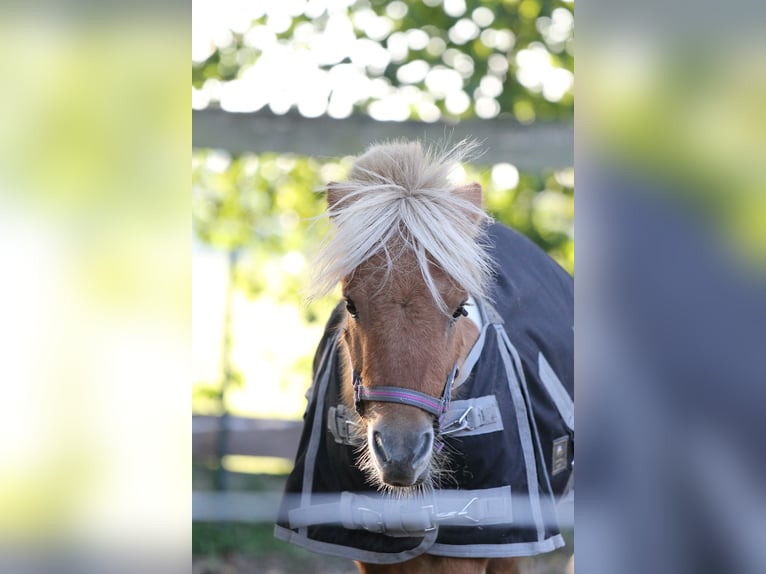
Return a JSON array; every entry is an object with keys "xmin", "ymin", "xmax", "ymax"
[{"xmin": 193, "ymin": 0, "xmax": 573, "ymax": 122}]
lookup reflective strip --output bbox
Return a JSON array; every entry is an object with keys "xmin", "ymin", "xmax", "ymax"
[
  {"xmin": 454, "ymin": 307, "xmax": 489, "ymax": 388},
  {"xmin": 288, "ymin": 486, "xmax": 513, "ymax": 536},
  {"xmin": 495, "ymin": 325, "xmax": 546, "ymax": 543},
  {"xmin": 429, "ymin": 534, "xmax": 565, "ymax": 558},
  {"xmin": 464, "ymin": 294, "xmax": 483, "ymax": 330},
  {"xmin": 300, "ymin": 336, "xmax": 337, "ymax": 536},
  {"xmin": 275, "ymin": 523, "xmax": 438, "ymax": 564},
  {"xmin": 504, "ymin": 332, "xmax": 559, "ymax": 535},
  {"xmin": 538, "ymin": 352, "xmax": 574, "ymax": 431}
]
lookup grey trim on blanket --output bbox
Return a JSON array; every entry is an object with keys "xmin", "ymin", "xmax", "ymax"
[
  {"xmin": 274, "ymin": 524, "xmax": 439, "ymax": 564},
  {"xmin": 299, "ymin": 335, "xmax": 337, "ymax": 538},
  {"xmin": 538, "ymin": 352, "xmax": 575, "ymax": 431},
  {"xmin": 274, "ymin": 527, "xmax": 564, "ymax": 562},
  {"xmin": 453, "ymin": 297, "xmax": 490, "ymax": 389},
  {"xmin": 429, "ymin": 534, "xmax": 565, "ymax": 558},
  {"xmin": 495, "ymin": 324, "xmax": 546, "ymax": 542}
]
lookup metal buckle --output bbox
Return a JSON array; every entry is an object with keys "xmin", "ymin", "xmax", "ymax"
[
  {"xmin": 440, "ymin": 405, "xmax": 473, "ymax": 435},
  {"xmin": 352, "ymin": 370, "xmax": 364, "ymax": 416}
]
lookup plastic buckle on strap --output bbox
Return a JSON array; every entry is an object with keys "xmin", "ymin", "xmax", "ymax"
[
  {"xmin": 458, "ymin": 497, "xmax": 482, "ymax": 523},
  {"xmin": 327, "ymin": 405, "xmax": 360, "ymax": 445},
  {"xmin": 356, "ymin": 506, "xmax": 385, "ymax": 533}
]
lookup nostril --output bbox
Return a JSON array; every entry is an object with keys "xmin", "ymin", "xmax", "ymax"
[
  {"xmin": 372, "ymin": 430, "xmax": 390, "ymax": 463},
  {"xmin": 412, "ymin": 431, "xmax": 434, "ymax": 468}
]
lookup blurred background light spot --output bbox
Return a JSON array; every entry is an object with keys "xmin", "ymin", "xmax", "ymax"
[
  {"xmin": 244, "ymin": 26, "xmax": 277, "ymax": 50},
  {"xmin": 361, "ymin": 14, "xmax": 394, "ymax": 42},
  {"xmin": 304, "ymin": 0, "xmax": 327, "ymax": 19},
  {"xmin": 475, "ymin": 97, "xmax": 500, "ymax": 119},
  {"xmin": 281, "ymin": 252, "xmax": 306, "ymax": 275},
  {"xmin": 205, "ymin": 151, "xmax": 232, "ymax": 173},
  {"xmin": 445, "ymin": 90, "xmax": 471, "ymax": 115},
  {"xmin": 297, "ymin": 94, "xmax": 328, "ymax": 118},
  {"xmin": 539, "ymin": 8, "xmax": 574, "ymax": 52},
  {"xmin": 327, "ymin": 95, "xmax": 354, "ymax": 118},
  {"xmin": 426, "ymin": 36, "xmax": 447, "ymax": 56},
  {"xmin": 386, "ymin": 31, "xmax": 409, "ymax": 63},
  {"xmin": 368, "ymin": 93, "xmax": 411, "ymax": 121},
  {"xmin": 555, "ymin": 167, "xmax": 575, "ymax": 189},
  {"xmin": 314, "ymin": 14, "xmax": 356, "ymax": 65},
  {"xmin": 397, "ymin": 60, "xmax": 430, "ymax": 84},
  {"xmin": 472, "ymin": 7, "xmax": 495, "ymax": 28},
  {"xmin": 449, "ymin": 163, "xmax": 467, "ymax": 185},
  {"xmin": 532, "ymin": 190, "xmax": 573, "ymax": 239},
  {"xmin": 443, "ymin": 0, "xmax": 467, "ymax": 18},
  {"xmin": 449, "ymin": 18, "xmax": 480, "ymax": 45},
  {"xmin": 192, "ymin": 87, "xmax": 210, "ymax": 110},
  {"xmin": 516, "ymin": 43, "xmax": 550, "ymax": 91},
  {"xmin": 480, "ymin": 75, "xmax": 504, "ymax": 98},
  {"xmin": 319, "ymin": 161, "xmax": 349, "ymax": 182},
  {"xmin": 440, "ymin": 48, "xmax": 474, "ymax": 81},
  {"xmin": 386, "ymin": 1, "xmax": 409, "ymax": 20},
  {"xmin": 352, "ymin": 38, "xmax": 392, "ymax": 73},
  {"xmin": 417, "ymin": 100, "xmax": 442, "ymax": 122},
  {"xmin": 543, "ymin": 67, "xmax": 574, "ymax": 102},
  {"xmin": 266, "ymin": 13, "xmax": 292, "ymax": 34},
  {"xmin": 488, "ymin": 52, "xmax": 510, "ymax": 74},
  {"xmin": 406, "ymin": 29, "xmax": 430, "ymax": 51},
  {"xmin": 513, "ymin": 99, "xmax": 536, "ymax": 124},
  {"xmin": 425, "ymin": 66, "xmax": 463, "ymax": 97},
  {"xmin": 494, "ymin": 29, "xmax": 515, "ymax": 52},
  {"xmin": 492, "ymin": 163, "xmax": 520, "ymax": 190},
  {"xmin": 280, "ymin": 0, "xmax": 310, "ymax": 17},
  {"xmin": 519, "ymin": 0, "xmax": 542, "ymax": 21}
]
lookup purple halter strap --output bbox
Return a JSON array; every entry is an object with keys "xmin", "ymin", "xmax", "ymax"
[{"xmin": 352, "ymin": 362, "xmax": 459, "ymax": 419}]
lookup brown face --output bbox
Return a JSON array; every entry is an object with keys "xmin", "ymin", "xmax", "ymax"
[{"xmin": 340, "ymin": 250, "xmax": 479, "ymax": 490}]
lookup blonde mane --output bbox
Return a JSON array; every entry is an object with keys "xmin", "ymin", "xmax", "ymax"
[{"xmin": 310, "ymin": 139, "xmax": 494, "ymax": 313}]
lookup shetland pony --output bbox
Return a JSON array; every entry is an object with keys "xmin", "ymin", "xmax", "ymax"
[{"xmin": 276, "ymin": 141, "xmax": 574, "ymax": 574}]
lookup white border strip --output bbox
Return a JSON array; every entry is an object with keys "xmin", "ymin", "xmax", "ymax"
[{"xmin": 538, "ymin": 352, "xmax": 574, "ymax": 431}]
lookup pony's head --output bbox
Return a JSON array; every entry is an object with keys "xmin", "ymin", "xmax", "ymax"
[{"xmin": 312, "ymin": 140, "xmax": 493, "ymax": 492}]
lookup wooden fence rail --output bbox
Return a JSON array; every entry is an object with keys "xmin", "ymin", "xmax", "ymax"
[
  {"xmin": 193, "ymin": 415, "xmax": 302, "ymax": 461},
  {"xmin": 193, "ymin": 109, "xmax": 573, "ymax": 170}
]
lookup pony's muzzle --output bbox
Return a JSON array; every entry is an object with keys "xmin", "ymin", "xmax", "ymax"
[{"xmin": 369, "ymin": 422, "xmax": 434, "ymax": 487}]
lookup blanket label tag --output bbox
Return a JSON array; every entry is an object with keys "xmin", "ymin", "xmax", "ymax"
[{"xmin": 552, "ymin": 436, "xmax": 570, "ymax": 475}]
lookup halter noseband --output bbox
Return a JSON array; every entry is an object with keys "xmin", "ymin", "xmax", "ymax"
[{"xmin": 352, "ymin": 362, "xmax": 459, "ymax": 419}]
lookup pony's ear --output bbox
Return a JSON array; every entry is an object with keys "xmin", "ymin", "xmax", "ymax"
[
  {"xmin": 326, "ymin": 181, "xmax": 345, "ymax": 212},
  {"xmin": 454, "ymin": 182, "xmax": 484, "ymax": 221}
]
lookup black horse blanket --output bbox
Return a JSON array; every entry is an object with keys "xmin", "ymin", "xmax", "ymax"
[{"xmin": 275, "ymin": 223, "xmax": 574, "ymax": 563}]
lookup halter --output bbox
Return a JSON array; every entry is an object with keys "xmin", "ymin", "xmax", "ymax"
[{"xmin": 352, "ymin": 362, "xmax": 459, "ymax": 419}]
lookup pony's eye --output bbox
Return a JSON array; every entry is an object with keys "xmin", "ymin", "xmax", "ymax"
[
  {"xmin": 345, "ymin": 298, "xmax": 358, "ymax": 319},
  {"xmin": 452, "ymin": 304, "xmax": 468, "ymax": 319}
]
